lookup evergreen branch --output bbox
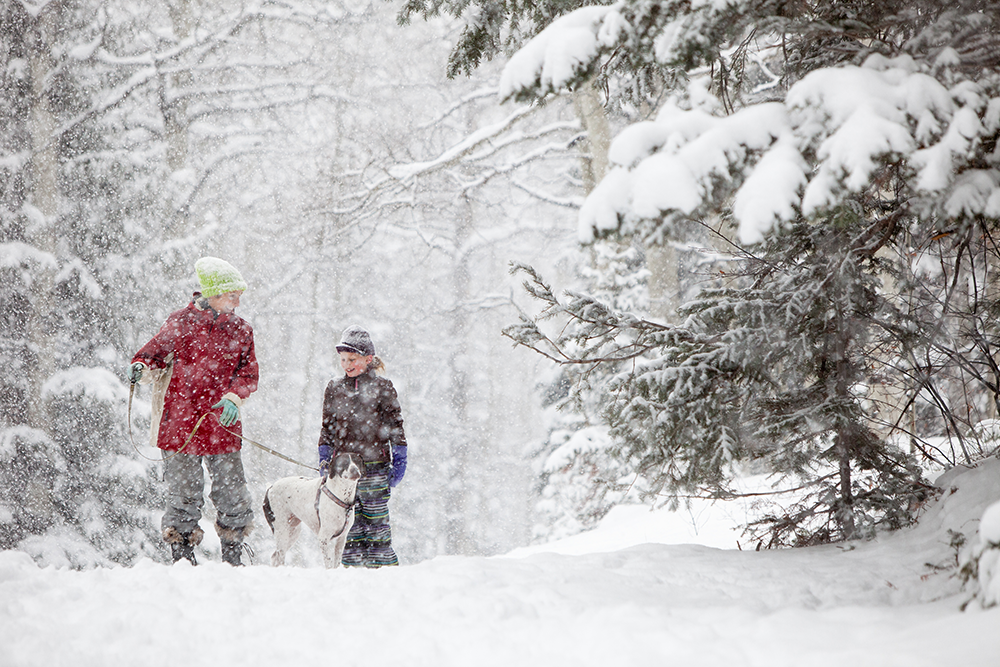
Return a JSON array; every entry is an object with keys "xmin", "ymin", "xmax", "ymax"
[{"xmin": 668, "ymin": 473, "xmax": 840, "ymax": 502}]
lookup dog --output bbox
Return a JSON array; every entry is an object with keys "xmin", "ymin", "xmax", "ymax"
[{"xmin": 262, "ymin": 452, "xmax": 363, "ymax": 568}]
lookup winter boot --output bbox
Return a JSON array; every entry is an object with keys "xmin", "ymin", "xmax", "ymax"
[
  {"xmin": 221, "ymin": 540, "xmax": 244, "ymax": 567},
  {"xmin": 164, "ymin": 526, "xmax": 203, "ymax": 565},
  {"xmin": 216, "ymin": 521, "xmax": 252, "ymax": 566},
  {"xmin": 171, "ymin": 541, "xmax": 197, "ymax": 565}
]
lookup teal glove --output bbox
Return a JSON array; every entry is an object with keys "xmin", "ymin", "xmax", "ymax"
[
  {"xmin": 213, "ymin": 398, "xmax": 240, "ymax": 427},
  {"xmin": 128, "ymin": 362, "xmax": 145, "ymax": 384}
]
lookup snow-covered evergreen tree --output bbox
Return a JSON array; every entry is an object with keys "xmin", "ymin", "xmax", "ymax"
[
  {"xmin": 0, "ymin": 1, "xmax": 165, "ymax": 565},
  {"xmin": 495, "ymin": 1, "xmax": 1000, "ymax": 544},
  {"xmin": 512, "ymin": 241, "xmax": 649, "ymax": 542},
  {"xmin": 397, "ymin": 0, "xmax": 609, "ymax": 78}
]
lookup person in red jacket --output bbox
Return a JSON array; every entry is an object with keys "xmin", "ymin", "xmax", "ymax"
[{"xmin": 129, "ymin": 257, "xmax": 258, "ymax": 566}]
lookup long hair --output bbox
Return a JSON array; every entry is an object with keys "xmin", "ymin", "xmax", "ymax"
[{"xmin": 369, "ymin": 355, "xmax": 386, "ymax": 375}]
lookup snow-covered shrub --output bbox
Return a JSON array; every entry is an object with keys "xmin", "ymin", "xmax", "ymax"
[
  {"xmin": 0, "ymin": 368, "xmax": 163, "ymax": 568},
  {"xmin": 967, "ymin": 421, "xmax": 1000, "ymax": 463},
  {"xmin": 959, "ymin": 500, "xmax": 1000, "ymax": 609},
  {"xmin": 0, "ymin": 426, "xmax": 64, "ymax": 549},
  {"xmin": 530, "ymin": 424, "xmax": 653, "ymax": 542}
]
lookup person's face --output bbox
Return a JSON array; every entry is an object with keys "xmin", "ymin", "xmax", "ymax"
[
  {"xmin": 207, "ymin": 290, "xmax": 242, "ymax": 314},
  {"xmin": 340, "ymin": 351, "xmax": 372, "ymax": 378}
]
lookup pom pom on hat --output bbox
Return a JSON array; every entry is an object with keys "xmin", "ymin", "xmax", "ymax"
[
  {"xmin": 336, "ymin": 325, "xmax": 375, "ymax": 357},
  {"xmin": 195, "ymin": 257, "xmax": 248, "ymax": 297}
]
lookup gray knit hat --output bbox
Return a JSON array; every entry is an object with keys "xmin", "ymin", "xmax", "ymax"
[{"xmin": 336, "ymin": 325, "xmax": 375, "ymax": 356}]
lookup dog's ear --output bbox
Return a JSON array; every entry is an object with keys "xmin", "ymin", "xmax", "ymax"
[
  {"xmin": 331, "ymin": 452, "xmax": 365, "ymax": 479},
  {"xmin": 348, "ymin": 454, "xmax": 363, "ymax": 480},
  {"xmin": 332, "ymin": 452, "xmax": 347, "ymax": 478}
]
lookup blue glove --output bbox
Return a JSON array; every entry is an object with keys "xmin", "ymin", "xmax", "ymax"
[
  {"xmin": 128, "ymin": 362, "xmax": 145, "ymax": 384},
  {"xmin": 389, "ymin": 444, "xmax": 407, "ymax": 488},
  {"xmin": 212, "ymin": 398, "xmax": 240, "ymax": 427},
  {"xmin": 318, "ymin": 444, "xmax": 333, "ymax": 477}
]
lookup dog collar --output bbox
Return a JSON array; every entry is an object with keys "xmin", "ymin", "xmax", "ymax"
[
  {"xmin": 321, "ymin": 482, "xmax": 355, "ymax": 510},
  {"xmin": 314, "ymin": 479, "xmax": 356, "ymax": 539}
]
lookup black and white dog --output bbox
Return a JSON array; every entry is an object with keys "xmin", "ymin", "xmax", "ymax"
[{"xmin": 262, "ymin": 453, "xmax": 363, "ymax": 569}]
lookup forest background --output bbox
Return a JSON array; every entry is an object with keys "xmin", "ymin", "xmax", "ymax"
[
  {"xmin": 1, "ymin": 0, "xmax": 592, "ymax": 566},
  {"xmin": 3, "ymin": 0, "xmax": 1000, "ymax": 568}
]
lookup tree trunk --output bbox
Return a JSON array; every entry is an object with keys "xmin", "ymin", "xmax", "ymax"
[
  {"xmin": 164, "ymin": 0, "xmax": 194, "ymax": 232},
  {"xmin": 165, "ymin": 0, "xmax": 193, "ymax": 171},
  {"xmin": 833, "ymin": 315, "xmax": 857, "ymax": 540},
  {"xmin": 645, "ymin": 245, "xmax": 680, "ymax": 321},
  {"xmin": 19, "ymin": 4, "xmax": 62, "ymax": 533},
  {"xmin": 572, "ymin": 79, "xmax": 610, "ymax": 193},
  {"xmin": 444, "ymin": 194, "xmax": 475, "ymax": 555},
  {"xmin": 25, "ymin": 5, "xmax": 59, "ymax": 432},
  {"xmin": 834, "ymin": 427, "xmax": 856, "ymax": 540}
]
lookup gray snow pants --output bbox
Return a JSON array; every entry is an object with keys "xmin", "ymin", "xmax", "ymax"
[{"xmin": 161, "ymin": 451, "xmax": 253, "ymax": 539}]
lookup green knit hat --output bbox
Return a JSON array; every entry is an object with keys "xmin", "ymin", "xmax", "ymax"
[{"xmin": 195, "ymin": 257, "xmax": 248, "ymax": 297}]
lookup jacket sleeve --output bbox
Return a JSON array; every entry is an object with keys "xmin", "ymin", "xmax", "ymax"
[
  {"xmin": 380, "ymin": 380, "xmax": 407, "ymax": 449},
  {"xmin": 317, "ymin": 381, "xmax": 337, "ymax": 459},
  {"xmin": 224, "ymin": 327, "xmax": 258, "ymax": 403},
  {"xmin": 132, "ymin": 313, "xmax": 182, "ymax": 370}
]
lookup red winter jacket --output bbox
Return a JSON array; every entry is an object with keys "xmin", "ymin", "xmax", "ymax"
[{"xmin": 133, "ymin": 294, "xmax": 258, "ymax": 455}]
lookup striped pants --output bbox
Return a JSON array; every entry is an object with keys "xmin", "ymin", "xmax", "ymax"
[{"xmin": 342, "ymin": 464, "xmax": 398, "ymax": 567}]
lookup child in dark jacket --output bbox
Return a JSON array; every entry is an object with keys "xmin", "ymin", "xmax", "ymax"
[{"xmin": 317, "ymin": 325, "xmax": 408, "ymax": 567}]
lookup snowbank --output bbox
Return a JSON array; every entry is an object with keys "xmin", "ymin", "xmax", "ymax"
[{"xmin": 2, "ymin": 460, "xmax": 1000, "ymax": 666}]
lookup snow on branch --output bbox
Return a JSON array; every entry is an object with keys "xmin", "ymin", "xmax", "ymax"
[
  {"xmin": 580, "ymin": 101, "xmax": 792, "ymax": 244},
  {"xmin": 576, "ymin": 53, "xmax": 1000, "ymax": 245},
  {"xmin": 453, "ymin": 133, "xmax": 584, "ymax": 193},
  {"xmin": 503, "ymin": 262, "xmax": 677, "ymax": 366},
  {"xmin": 332, "ymin": 103, "xmax": 580, "ymax": 220},
  {"xmin": 416, "ymin": 87, "xmax": 501, "ymax": 130},
  {"xmin": 52, "ymin": 67, "xmax": 157, "ymax": 142},
  {"xmin": 0, "ymin": 241, "xmax": 58, "ymax": 289},
  {"xmin": 511, "ymin": 178, "xmax": 582, "ymax": 209},
  {"xmin": 56, "ymin": 3, "xmax": 286, "ymax": 140},
  {"xmin": 387, "ymin": 105, "xmax": 540, "ymax": 181},
  {"xmin": 499, "ymin": 4, "xmax": 627, "ymax": 102}
]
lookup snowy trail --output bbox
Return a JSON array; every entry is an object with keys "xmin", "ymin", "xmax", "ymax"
[
  {"xmin": 1, "ymin": 539, "xmax": 997, "ymax": 667},
  {"xmin": 3, "ymin": 461, "xmax": 1000, "ymax": 667}
]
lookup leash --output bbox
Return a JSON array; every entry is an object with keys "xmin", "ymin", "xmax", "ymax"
[
  {"xmin": 128, "ymin": 381, "xmax": 318, "ymax": 472},
  {"xmin": 218, "ymin": 423, "xmax": 319, "ymax": 473},
  {"xmin": 127, "ymin": 382, "xmax": 197, "ymax": 463}
]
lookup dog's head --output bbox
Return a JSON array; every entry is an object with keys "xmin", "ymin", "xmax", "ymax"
[{"xmin": 331, "ymin": 452, "xmax": 363, "ymax": 481}]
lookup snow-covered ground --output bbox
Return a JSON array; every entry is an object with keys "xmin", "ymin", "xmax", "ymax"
[{"xmin": 2, "ymin": 461, "xmax": 1000, "ymax": 667}]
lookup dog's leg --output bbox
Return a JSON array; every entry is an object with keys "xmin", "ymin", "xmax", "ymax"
[
  {"xmin": 317, "ymin": 517, "xmax": 347, "ymax": 570},
  {"xmin": 320, "ymin": 537, "xmax": 338, "ymax": 569},
  {"xmin": 271, "ymin": 514, "xmax": 301, "ymax": 567},
  {"xmin": 320, "ymin": 527, "xmax": 350, "ymax": 569},
  {"xmin": 323, "ymin": 513, "xmax": 354, "ymax": 569},
  {"xmin": 318, "ymin": 514, "xmax": 350, "ymax": 569},
  {"xmin": 330, "ymin": 533, "xmax": 347, "ymax": 569}
]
